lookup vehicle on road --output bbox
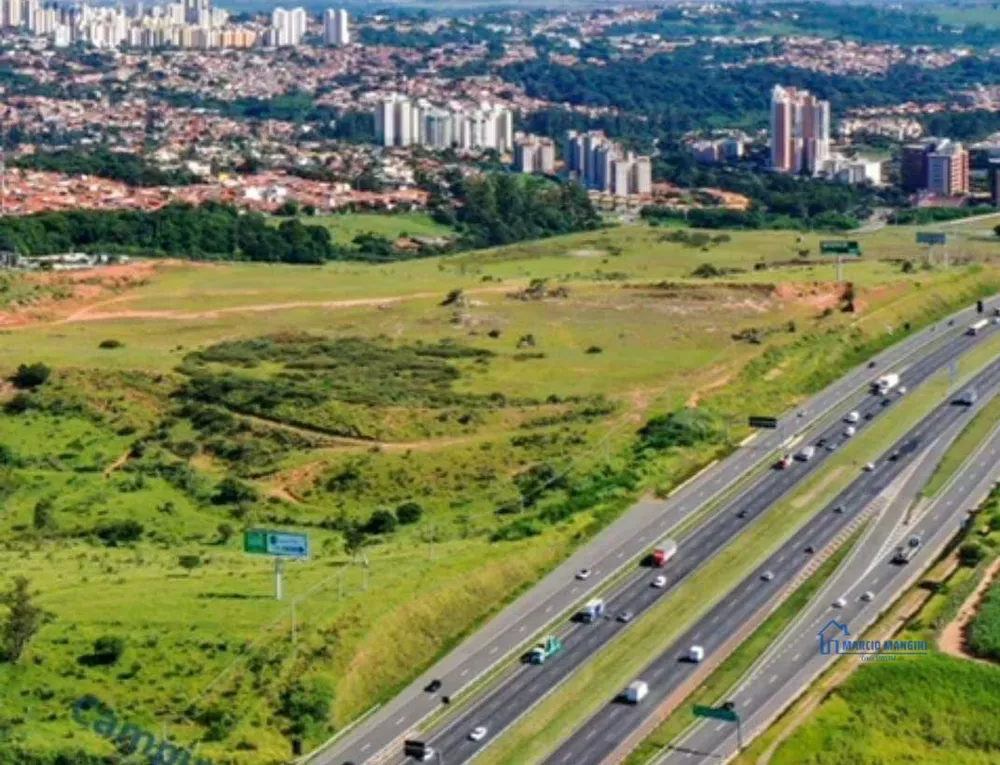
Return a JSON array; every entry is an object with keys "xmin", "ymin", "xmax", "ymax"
[
  {"xmin": 908, "ymin": 534, "xmax": 922, "ymax": 548},
  {"xmin": 737, "ymin": 509, "xmax": 748, "ymax": 519},
  {"xmin": 651, "ymin": 575, "xmax": 667, "ymax": 588},
  {"xmin": 954, "ymin": 388, "xmax": 978, "ymax": 406},
  {"xmin": 650, "ymin": 539, "xmax": 678, "ymax": 567},
  {"xmin": 844, "ymin": 410, "xmax": 860, "ymax": 423},
  {"xmin": 967, "ymin": 319, "xmax": 989, "ymax": 336},
  {"xmin": 834, "ymin": 504, "xmax": 845, "ymax": 514},
  {"xmin": 526, "ymin": 635, "xmax": 563, "ymax": 665},
  {"xmin": 761, "ymin": 570, "xmax": 775, "ymax": 581},
  {"xmin": 892, "ymin": 545, "xmax": 919, "ymax": 564},
  {"xmin": 577, "ymin": 599, "xmax": 605, "ymax": 623},
  {"xmin": 688, "ymin": 645, "xmax": 705, "ymax": 663},
  {"xmin": 826, "ymin": 442, "xmax": 838, "ymax": 451},
  {"xmin": 805, "ymin": 545, "xmax": 816, "ymax": 554},
  {"xmin": 881, "ymin": 398, "xmax": 892, "ymax": 407},
  {"xmin": 865, "ymin": 411, "xmax": 875, "ymax": 420},
  {"xmin": 873, "ymin": 373, "xmax": 900, "ymax": 394},
  {"xmin": 576, "ymin": 568, "xmax": 592, "ymax": 580},
  {"xmin": 796, "ymin": 446, "xmax": 816, "ymax": 462},
  {"xmin": 469, "ymin": 726, "xmax": 488, "ymax": 742},
  {"xmin": 889, "ymin": 450, "xmax": 901, "ymax": 462},
  {"xmin": 775, "ymin": 454, "xmax": 793, "ymax": 470},
  {"xmin": 424, "ymin": 679, "xmax": 442, "ymax": 693},
  {"xmin": 898, "ymin": 385, "xmax": 907, "ymax": 395},
  {"xmin": 833, "ymin": 597, "xmax": 846, "ymax": 608},
  {"xmin": 861, "ymin": 591, "xmax": 875, "ymax": 602},
  {"xmin": 868, "ymin": 361, "xmax": 877, "ymax": 369},
  {"xmin": 618, "ymin": 610, "xmax": 634, "ymax": 623},
  {"xmin": 416, "ymin": 747, "xmax": 436, "ymax": 762},
  {"xmin": 864, "ymin": 462, "xmax": 875, "ymax": 471},
  {"xmin": 844, "ymin": 426, "xmax": 856, "ymax": 438},
  {"xmin": 622, "ymin": 680, "xmax": 648, "ymax": 704}
]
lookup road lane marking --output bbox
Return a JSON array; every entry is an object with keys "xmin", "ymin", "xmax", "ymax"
[
  {"xmin": 360, "ymin": 743, "xmax": 370, "ymax": 752},
  {"xmin": 395, "ymin": 716, "xmax": 406, "ymax": 725},
  {"xmin": 460, "ymin": 669, "xmax": 469, "ymax": 677},
  {"xmin": 489, "ymin": 646, "xmax": 498, "ymax": 655}
]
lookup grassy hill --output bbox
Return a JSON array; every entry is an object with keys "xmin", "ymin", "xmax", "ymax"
[{"xmin": 1, "ymin": 222, "xmax": 999, "ymax": 763}]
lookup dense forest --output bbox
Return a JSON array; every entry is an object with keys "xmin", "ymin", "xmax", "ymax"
[
  {"xmin": 13, "ymin": 148, "xmax": 201, "ymax": 187},
  {"xmin": 0, "ymin": 173, "xmax": 600, "ymax": 262}
]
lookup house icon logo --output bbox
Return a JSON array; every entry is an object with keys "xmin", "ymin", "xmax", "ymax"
[{"xmin": 818, "ymin": 619, "xmax": 850, "ymax": 655}]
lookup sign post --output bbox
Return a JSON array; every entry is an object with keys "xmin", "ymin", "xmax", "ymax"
[
  {"xmin": 244, "ymin": 529, "xmax": 310, "ymax": 601},
  {"xmin": 694, "ymin": 703, "xmax": 743, "ymax": 750},
  {"xmin": 820, "ymin": 240, "xmax": 861, "ymax": 282},
  {"xmin": 748, "ymin": 416, "xmax": 778, "ymax": 430},
  {"xmin": 916, "ymin": 232, "xmax": 947, "ymax": 268}
]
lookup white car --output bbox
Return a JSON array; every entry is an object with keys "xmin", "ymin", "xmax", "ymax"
[
  {"xmin": 469, "ymin": 726, "xmax": 488, "ymax": 742},
  {"xmin": 844, "ymin": 410, "xmax": 860, "ymax": 424},
  {"xmin": 898, "ymin": 385, "xmax": 907, "ymax": 395},
  {"xmin": 761, "ymin": 570, "xmax": 775, "ymax": 581},
  {"xmin": 833, "ymin": 597, "xmax": 847, "ymax": 608},
  {"xmin": 863, "ymin": 462, "xmax": 875, "ymax": 472},
  {"xmin": 576, "ymin": 568, "xmax": 592, "ymax": 581},
  {"xmin": 861, "ymin": 591, "xmax": 875, "ymax": 602},
  {"xmin": 844, "ymin": 426, "xmax": 856, "ymax": 438},
  {"xmin": 688, "ymin": 645, "xmax": 705, "ymax": 662},
  {"xmin": 652, "ymin": 575, "xmax": 668, "ymax": 588}
]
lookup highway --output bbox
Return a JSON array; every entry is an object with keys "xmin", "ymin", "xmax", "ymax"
[
  {"xmin": 658, "ymin": 400, "xmax": 1000, "ymax": 764},
  {"xmin": 392, "ymin": 321, "xmax": 1000, "ymax": 764},
  {"xmin": 319, "ymin": 303, "xmax": 995, "ymax": 765},
  {"xmin": 543, "ymin": 355, "xmax": 1000, "ymax": 765}
]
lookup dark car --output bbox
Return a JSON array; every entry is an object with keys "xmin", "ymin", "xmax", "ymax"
[
  {"xmin": 805, "ymin": 545, "xmax": 816, "ymax": 554},
  {"xmin": 737, "ymin": 509, "xmax": 748, "ymax": 519},
  {"xmin": 889, "ymin": 450, "xmax": 901, "ymax": 462},
  {"xmin": 817, "ymin": 437, "xmax": 827, "ymax": 448},
  {"xmin": 882, "ymin": 398, "xmax": 892, "ymax": 407},
  {"xmin": 865, "ymin": 411, "xmax": 875, "ymax": 420},
  {"xmin": 425, "ymin": 679, "xmax": 442, "ymax": 693},
  {"xmin": 868, "ymin": 361, "xmax": 877, "ymax": 369}
]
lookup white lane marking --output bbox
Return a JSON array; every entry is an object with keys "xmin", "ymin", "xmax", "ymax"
[
  {"xmin": 618, "ymin": 552, "xmax": 625, "ymax": 558},
  {"xmin": 769, "ymin": 674, "xmax": 778, "ymax": 684},
  {"xmin": 571, "ymin": 587, "xmax": 579, "ymax": 594},
  {"xmin": 490, "ymin": 646, "xmax": 498, "ymax": 655},
  {"xmin": 360, "ymin": 743, "xmax": 370, "ymax": 752},
  {"xmin": 460, "ymin": 668, "xmax": 469, "ymax": 677},
  {"xmin": 395, "ymin": 715, "xmax": 406, "ymax": 725},
  {"xmin": 519, "ymin": 626, "xmax": 526, "ymax": 633},
  {"xmin": 545, "ymin": 606, "xmax": 553, "ymax": 614}
]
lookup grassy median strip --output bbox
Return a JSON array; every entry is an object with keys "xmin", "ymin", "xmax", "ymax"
[
  {"xmin": 922, "ymin": 395, "xmax": 1000, "ymax": 498},
  {"xmin": 475, "ymin": 363, "xmax": 965, "ymax": 765},
  {"xmin": 621, "ymin": 527, "xmax": 863, "ymax": 765}
]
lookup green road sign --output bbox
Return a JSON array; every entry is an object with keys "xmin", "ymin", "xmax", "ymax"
[
  {"xmin": 693, "ymin": 704, "xmax": 739, "ymax": 722},
  {"xmin": 748, "ymin": 416, "xmax": 778, "ymax": 429},
  {"xmin": 244, "ymin": 529, "xmax": 310, "ymax": 559},
  {"xmin": 916, "ymin": 232, "xmax": 947, "ymax": 246},
  {"xmin": 820, "ymin": 240, "xmax": 862, "ymax": 257}
]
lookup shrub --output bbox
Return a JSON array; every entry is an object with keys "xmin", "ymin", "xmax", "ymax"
[
  {"xmin": 213, "ymin": 476, "xmax": 259, "ymax": 505},
  {"xmin": 491, "ymin": 518, "xmax": 542, "ymax": 542},
  {"xmin": 278, "ymin": 678, "xmax": 334, "ymax": 736},
  {"xmin": 365, "ymin": 509, "xmax": 397, "ymax": 535},
  {"xmin": 178, "ymin": 554, "xmax": 202, "ymax": 573},
  {"xmin": 32, "ymin": 500, "xmax": 53, "ymax": 531},
  {"xmin": 11, "ymin": 363, "xmax": 50, "ymax": 389},
  {"xmin": 94, "ymin": 519, "xmax": 144, "ymax": 546},
  {"xmin": 3, "ymin": 392, "xmax": 34, "ymax": 414},
  {"xmin": 395, "ymin": 502, "xmax": 424, "ymax": 525},
  {"xmin": 638, "ymin": 408, "xmax": 723, "ymax": 451},
  {"xmin": 959, "ymin": 541, "xmax": 988, "ymax": 567},
  {"xmin": 585, "ymin": 346, "xmax": 603, "ymax": 354},
  {"xmin": 91, "ymin": 635, "xmax": 126, "ymax": 665},
  {"xmin": 98, "ymin": 339, "xmax": 123, "ymax": 349}
]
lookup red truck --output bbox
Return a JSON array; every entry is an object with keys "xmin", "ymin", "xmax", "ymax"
[{"xmin": 651, "ymin": 539, "xmax": 678, "ymax": 567}]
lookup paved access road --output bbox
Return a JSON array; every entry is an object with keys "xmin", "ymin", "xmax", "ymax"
[
  {"xmin": 544, "ymin": 355, "xmax": 1000, "ymax": 765},
  {"xmin": 658, "ymin": 402, "xmax": 1000, "ymax": 764},
  {"xmin": 319, "ymin": 303, "xmax": 994, "ymax": 765}
]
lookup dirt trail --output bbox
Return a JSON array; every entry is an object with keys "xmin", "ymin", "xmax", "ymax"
[
  {"xmin": 104, "ymin": 448, "xmax": 132, "ymax": 478},
  {"xmin": 938, "ymin": 557, "xmax": 1000, "ymax": 662}
]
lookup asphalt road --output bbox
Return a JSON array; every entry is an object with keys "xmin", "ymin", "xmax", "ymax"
[
  {"xmin": 395, "ymin": 324, "xmax": 1000, "ymax": 764},
  {"xmin": 544, "ymin": 356, "xmax": 1000, "ymax": 765},
  {"xmin": 319, "ymin": 304, "xmax": 995, "ymax": 765},
  {"xmin": 659, "ymin": 402, "xmax": 1000, "ymax": 764}
]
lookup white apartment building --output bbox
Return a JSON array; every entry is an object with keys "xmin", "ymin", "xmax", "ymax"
[
  {"xmin": 564, "ymin": 130, "xmax": 652, "ymax": 196},
  {"xmin": 323, "ymin": 8, "xmax": 348, "ymax": 46},
  {"xmin": 374, "ymin": 94, "xmax": 513, "ymax": 153},
  {"xmin": 269, "ymin": 6, "xmax": 305, "ymax": 47}
]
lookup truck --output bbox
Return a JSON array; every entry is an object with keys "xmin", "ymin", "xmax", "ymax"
[
  {"xmin": 526, "ymin": 635, "xmax": 563, "ymax": 665},
  {"xmin": 650, "ymin": 539, "xmax": 678, "ymax": 567},
  {"xmin": 967, "ymin": 319, "xmax": 989, "ymax": 336},
  {"xmin": 954, "ymin": 388, "xmax": 978, "ymax": 406},
  {"xmin": 621, "ymin": 680, "xmax": 648, "ymax": 704},
  {"xmin": 873, "ymin": 373, "xmax": 900, "ymax": 395},
  {"xmin": 892, "ymin": 544, "xmax": 919, "ymax": 564},
  {"xmin": 795, "ymin": 446, "xmax": 816, "ymax": 462},
  {"xmin": 578, "ymin": 598, "xmax": 606, "ymax": 623}
]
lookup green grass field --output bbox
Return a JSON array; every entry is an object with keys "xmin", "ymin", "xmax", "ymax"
[
  {"xmin": 1, "ymin": 222, "xmax": 1000, "ymax": 762},
  {"xmin": 272, "ymin": 211, "xmax": 453, "ymax": 244}
]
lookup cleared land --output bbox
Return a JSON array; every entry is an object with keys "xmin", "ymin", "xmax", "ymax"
[
  {"xmin": 0, "ymin": 223, "xmax": 998, "ymax": 763},
  {"xmin": 272, "ymin": 211, "xmax": 454, "ymax": 243}
]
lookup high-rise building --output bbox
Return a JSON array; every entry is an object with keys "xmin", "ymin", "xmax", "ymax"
[
  {"xmin": 563, "ymin": 130, "xmax": 652, "ymax": 196},
  {"xmin": 513, "ymin": 135, "xmax": 556, "ymax": 175},
  {"xmin": 323, "ymin": 8, "xmax": 348, "ymax": 45},
  {"xmin": 770, "ymin": 85, "xmax": 830, "ymax": 175},
  {"xmin": 904, "ymin": 138, "xmax": 968, "ymax": 196},
  {"xmin": 990, "ymin": 160, "xmax": 1000, "ymax": 207},
  {"xmin": 270, "ymin": 6, "xmax": 305, "ymax": 46},
  {"xmin": 374, "ymin": 95, "xmax": 512, "ymax": 152}
]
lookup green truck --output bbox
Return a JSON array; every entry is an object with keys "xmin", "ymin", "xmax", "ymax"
[{"xmin": 527, "ymin": 635, "xmax": 563, "ymax": 665}]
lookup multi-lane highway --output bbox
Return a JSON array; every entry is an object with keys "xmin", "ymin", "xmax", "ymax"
[
  {"xmin": 544, "ymin": 354, "xmax": 1000, "ymax": 765},
  {"xmin": 658, "ymin": 403, "xmax": 1000, "ymax": 764},
  {"xmin": 391, "ymin": 320, "xmax": 1000, "ymax": 764},
  {"xmin": 321, "ymin": 303, "xmax": 996, "ymax": 765}
]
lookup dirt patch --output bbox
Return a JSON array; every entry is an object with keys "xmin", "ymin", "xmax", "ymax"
[
  {"xmin": 938, "ymin": 557, "xmax": 1000, "ymax": 662},
  {"xmin": 772, "ymin": 281, "xmax": 846, "ymax": 312},
  {"xmin": 791, "ymin": 466, "xmax": 845, "ymax": 509},
  {"xmin": 686, "ymin": 371, "xmax": 733, "ymax": 408},
  {"xmin": 567, "ymin": 249, "xmax": 605, "ymax": 258}
]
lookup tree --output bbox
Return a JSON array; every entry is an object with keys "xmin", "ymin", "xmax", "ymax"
[
  {"xmin": 959, "ymin": 541, "xmax": 987, "ymax": 567},
  {"xmin": 213, "ymin": 476, "xmax": 258, "ymax": 505},
  {"xmin": 395, "ymin": 501, "xmax": 424, "ymax": 525},
  {"xmin": 11, "ymin": 362, "xmax": 50, "ymax": 389},
  {"xmin": 178, "ymin": 554, "xmax": 202, "ymax": 574},
  {"xmin": 1, "ymin": 577, "xmax": 44, "ymax": 663},
  {"xmin": 91, "ymin": 635, "xmax": 126, "ymax": 665},
  {"xmin": 217, "ymin": 523, "xmax": 235, "ymax": 544},
  {"xmin": 32, "ymin": 499, "xmax": 53, "ymax": 531},
  {"xmin": 342, "ymin": 522, "xmax": 367, "ymax": 560},
  {"xmin": 278, "ymin": 678, "xmax": 334, "ymax": 736},
  {"xmin": 365, "ymin": 509, "xmax": 397, "ymax": 535}
]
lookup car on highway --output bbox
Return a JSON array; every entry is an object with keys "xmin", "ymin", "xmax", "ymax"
[
  {"xmin": 688, "ymin": 645, "xmax": 705, "ymax": 662},
  {"xmin": 844, "ymin": 410, "xmax": 860, "ymax": 424},
  {"xmin": 775, "ymin": 454, "xmax": 793, "ymax": 470},
  {"xmin": 833, "ymin": 504, "xmax": 845, "ymax": 514},
  {"xmin": 882, "ymin": 398, "xmax": 892, "ymax": 407},
  {"xmin": 576, "ymin": 568, "xmax": 592, "ymax": 580},
  {"xmin": 864, "ymin": 462, "xmax": 876, "ymax": 471},
  {"xmin": 832, "ymin": 596, "xmax": 847, "ymax": 608},
  {"xmin": 804, "ymin": 544, "xmax": 816, "ymax": 554},
  {"xmin": 469, "ymin": 726, "xmax": 488, "ymax": 742},
  {"xmin": 424, "ymin": 679, "xmax": 442, "ymax": 693},
  {"xmin": 865, "ymin": 411, "xmax": 875, "ymax": 421},
  {"xmin": 826, "ymin": 442, "xmax": 837, "ymax": 451},
  {"xmin": 868, "ymin": 360, "xmax": 877, "ymax": 368},
  {"xmin": 844, "ymin": 426, "xmax": 856, "ymax": 438},
  {"xmin": 618, "ymin": 610, "xmax": 634, "ymax": 623},
  {"xmin": 737, "ymin": 509, "xmax": 749, "ymax": 519},
  {"xmin": 651, "ymin": 575, "xmax": 667, "ymax": 588},
  {"xmin": 898, "ymin": 385, "xmax": 907, "ymax": 395},
  {"xmin": 889, "ymin": 450, "xmax": 901, "ymax": 462},
  {"xmin": 760, "ymin": 570, "xmax": 775, "ymax": 581},
  {"xmin": 861, "ymin": 591, "xmax": 875, "ymax": 602}
]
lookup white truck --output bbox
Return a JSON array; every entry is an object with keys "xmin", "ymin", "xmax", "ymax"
[
  {"xmin": 621, "ymin": 680, "xmax": 648, "ymax": 704},
  {"xmin": 967, "ymin": 319, "xmax": 989, "ymax": 336},
  {"xmin": 795, "ymin": 446, "xmax": 816, "ymax": 462},
  {"xmin": 873, "ymin": 373, "xmax": 900, "ymax": 395},
  {"xmin": 578, "ymin": 598, "xmax": 606, "ymax": 623}
]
